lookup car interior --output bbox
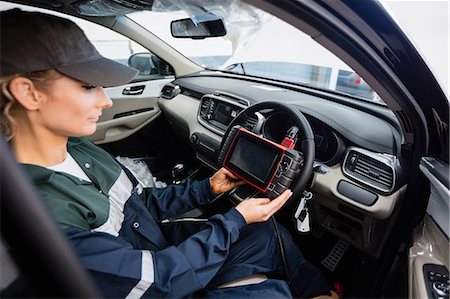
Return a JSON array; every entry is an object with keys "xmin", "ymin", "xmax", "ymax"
[{"xmin": 0, "ymin": 0, "xmax": 448, "ymax": 298}]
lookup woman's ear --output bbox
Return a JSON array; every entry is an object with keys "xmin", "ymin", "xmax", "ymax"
[{"xmin": 8, "ymin": 77, "xmax": 42, "ymax": 111}]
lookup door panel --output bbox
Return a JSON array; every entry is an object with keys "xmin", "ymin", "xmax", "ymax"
[
  {"xmin": 410, "ymin": 253, "xmax": 445, "ymax": 299},
  {"xmin": 89, "ymin": 79, "xmax": 173, "ymax": 144},
  {"xmin": 420, "ymin": 157, "xmax": 450, "ymax": 238},
  {"xmin": 408, "ymin": 157, "xmax": 449, "ymax": 299}
]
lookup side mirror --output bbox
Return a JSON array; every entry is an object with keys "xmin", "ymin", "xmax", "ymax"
[
  {"xmin": 128, "ymin": 53, "xmax": 174, "ymax": 76},
  {"xmin": 171, "ymin": 18, "xmax": 226, "ymax": 39}
]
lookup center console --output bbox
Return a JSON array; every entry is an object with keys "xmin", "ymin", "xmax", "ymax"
[
  {"xmin": 191, "ymin": 92, "xmax": 250, "ymax": 169},
  {"xmin": 197, "ymin": 91, "xmax": 249, "ymax": 136}
]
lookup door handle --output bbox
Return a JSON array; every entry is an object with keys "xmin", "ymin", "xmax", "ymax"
[{"xmin": 122, "ymin": 85, "xmax": 145, "ymax": 95}]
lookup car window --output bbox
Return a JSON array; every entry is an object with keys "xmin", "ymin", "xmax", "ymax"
[
  {"xmin": 78, "ymin": 20, "xmax": 145, "ymax": 66},
  {"xmin": 73, "ymin": 19, "xmax": 174, "ymax": 81}
]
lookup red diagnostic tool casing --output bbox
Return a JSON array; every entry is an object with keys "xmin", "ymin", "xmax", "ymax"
[{"xmin": 219, "ymin": 126, "xmax": 302, "ymax": 199}]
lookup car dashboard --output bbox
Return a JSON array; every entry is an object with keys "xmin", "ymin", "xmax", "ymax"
[{"xmin": 159, "ymin": 72, "xmax": 407, "ymax": 257}]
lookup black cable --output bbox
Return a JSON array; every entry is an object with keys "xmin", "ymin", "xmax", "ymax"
[{"xmin": 271, "ymin": 215, "xmax": 299, "ymax": 298}]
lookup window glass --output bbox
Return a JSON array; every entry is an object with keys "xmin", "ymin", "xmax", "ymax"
[{"xmin": 70, "ymin": 19, "xmax": 147, "ymax": 66}]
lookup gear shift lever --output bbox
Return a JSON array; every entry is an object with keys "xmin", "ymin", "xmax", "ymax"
[{"xmin": 172, "ymin": 163, "xmax": 187, "ymax": 184}]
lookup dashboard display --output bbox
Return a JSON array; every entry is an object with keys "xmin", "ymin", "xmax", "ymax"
[
  {"xmin": 263, "ymin": 112, "xmax": 340, "ymax": 164},
  {"xmin": 198, "ymin": 94, "xmax": 247, "ymax": 135},
  {"xmin": 214, "ymin": 102, "xmax": 238, "ymax": 126}
]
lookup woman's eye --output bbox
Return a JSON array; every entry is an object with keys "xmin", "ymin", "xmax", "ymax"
[{"xmin": 82, "ymin": 85, "xmax": 97, "ymax": 90}]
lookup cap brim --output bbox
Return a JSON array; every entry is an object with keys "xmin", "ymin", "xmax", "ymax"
[{"xmin": 56, "ymin": 57, "xmax": 139, "ymax": 87}]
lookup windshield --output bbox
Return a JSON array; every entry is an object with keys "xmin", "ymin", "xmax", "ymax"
[{"xmin": 128, "ymin": 4, "xmax": 384, "ymax": 104}]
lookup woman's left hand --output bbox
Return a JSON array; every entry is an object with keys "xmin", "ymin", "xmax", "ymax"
[{"xmin": 210, "ymin": 167, "xmax": 245, "ymax": 194}]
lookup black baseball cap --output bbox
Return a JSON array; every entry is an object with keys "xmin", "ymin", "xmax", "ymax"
[{"xmin": 0, "ymin": 9, "xmax": 138, "ymax": 87}]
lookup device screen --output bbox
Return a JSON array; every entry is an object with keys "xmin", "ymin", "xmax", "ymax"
[{"xmin": 224, "ymin": 128, "xmax": 284, "ymax": 191}]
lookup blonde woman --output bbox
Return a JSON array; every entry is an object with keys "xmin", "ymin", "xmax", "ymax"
[{"xmin": 0, "ymin": 9, "xmax": 333, "ymax": 298}]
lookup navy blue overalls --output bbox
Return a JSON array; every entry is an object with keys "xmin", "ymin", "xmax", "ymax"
[{"xmin": 22, "ymin": 137, "xmax": 329, "ymax": 298}]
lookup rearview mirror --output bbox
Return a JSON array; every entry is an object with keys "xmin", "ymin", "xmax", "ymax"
[{"xmin": 171, "ymin": 18, "xmax": 226, "ymax": 39}]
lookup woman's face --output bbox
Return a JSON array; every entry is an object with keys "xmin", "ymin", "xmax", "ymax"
[{"xmin": 35, "ymin": 74, "xmax": 112, "ymax": 137}]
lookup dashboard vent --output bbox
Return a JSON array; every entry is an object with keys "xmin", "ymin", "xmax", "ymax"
[
  {"xmin": 344, "ymin": 150, "xmax": 394, "ymax": 192},
  {"xmin": 199, "ymin": 97, "xmax": 212, "ymax": 118},
  {"xmin": 242, "ymin": 115, "xmax": 258, "ymax": 131},
  {"xmin": 160, "ymin": 83, "xmax": 180, "ymax": 99}
]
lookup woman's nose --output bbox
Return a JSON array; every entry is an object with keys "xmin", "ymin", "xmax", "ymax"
[{"xmin": 97, "ymin": 87, "xmax": 113, "ymax": 108}]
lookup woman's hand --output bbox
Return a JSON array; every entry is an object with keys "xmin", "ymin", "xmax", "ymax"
[
  {"xmin": 210, "ymin": 167, "xmax": 245, "ymax": 194},
  {"xmin": 235, "ymin": 189, "xmax": 293, "ymax": 224}
]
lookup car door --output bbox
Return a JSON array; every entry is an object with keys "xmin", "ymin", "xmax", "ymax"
[
  {"xmin": 69, "ymin": 16, "xmax": 192, "ymax": 180},
  {"xmin": 89, "ymin": 67, "xmax": 173, "ymax": 145},
  {"xmin": 408, "ymin": 157, "xmax": 450, "ymax": 298},
  {"xmin": 70, "ymin": 19, "xmax": 175, "ymax": 145},
  {"xmin": 409, "ymin": 156, "xmax": 449, "ymax": 299}
]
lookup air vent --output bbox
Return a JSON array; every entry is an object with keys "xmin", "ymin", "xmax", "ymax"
[
  {"xmin": 242, "ymin": 115, "xmax": 258, "ymax": 131},
  {"xmin": 160, "ymin": 83, "xmax": 180, "ymax": 99},
  {"xmin": 344, "ymin": 149, "xmax": 395, "ymax": 192},
  {"xmin": 201, "ymin": 97, "xmax": 212, "ymax": 110},
  {"xmin": 199, "ymin": 97, "xmax": 212, "ymax": 118}
]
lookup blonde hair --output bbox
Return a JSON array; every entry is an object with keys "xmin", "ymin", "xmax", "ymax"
[{"xmin": 0, "ymin": 70, "xmax": 60, "ymax": 139}]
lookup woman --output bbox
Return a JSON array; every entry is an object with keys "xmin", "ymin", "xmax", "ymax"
[{"xmin": 0, "ymin": 8, "xmax": 333, "ymax": 298}]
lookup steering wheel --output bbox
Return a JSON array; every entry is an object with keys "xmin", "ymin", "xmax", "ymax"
[{"xmin": 220, "ymin": 101, "xmax": 315, "ymax": 200}]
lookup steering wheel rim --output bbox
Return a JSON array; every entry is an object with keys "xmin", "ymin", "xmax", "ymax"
[{"xmin": 221, "ymin": 101, "xmax": 315, "ymax": 199}]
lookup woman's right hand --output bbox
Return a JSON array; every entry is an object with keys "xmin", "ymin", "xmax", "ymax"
[{"xmin": 235, "ymin": 189, "xmax": 293, "ymax": 224}]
